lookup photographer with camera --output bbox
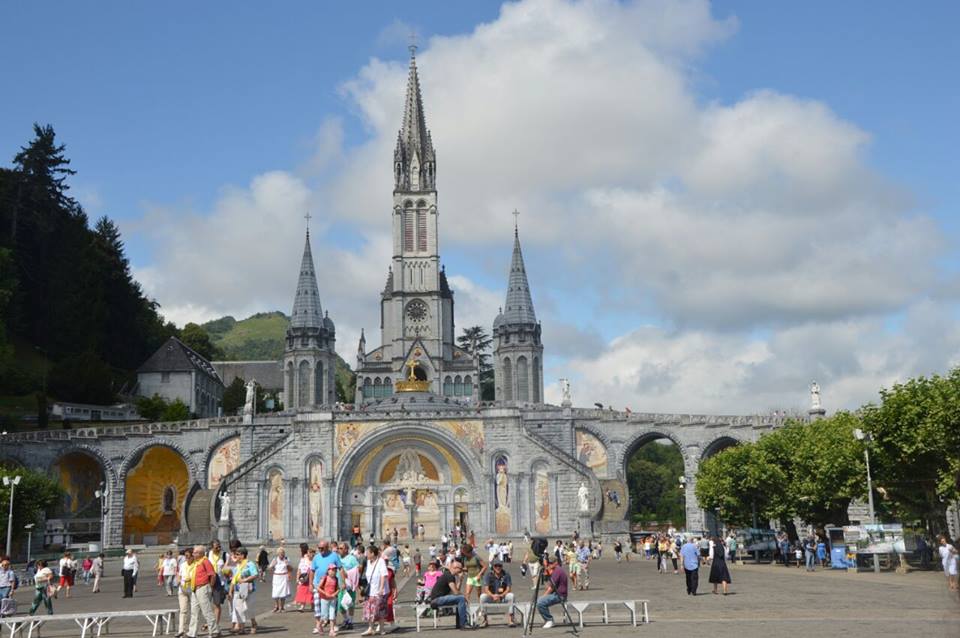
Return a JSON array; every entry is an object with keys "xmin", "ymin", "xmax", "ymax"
[{"xmin": 535, "ymin": 556, "xmax": 568, "ymax": 629}]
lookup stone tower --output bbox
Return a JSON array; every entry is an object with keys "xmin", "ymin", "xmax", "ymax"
[
  {"xmin": 282, "ymin": 229, "xmax": 337, "ymax": 409},
  {"xmin": 355, "ymin": 47, "xmax": 478, "ymax": 403},
  {"xmin": 493, "ymin": 223, "xmax": 543, "ymax": 403}
]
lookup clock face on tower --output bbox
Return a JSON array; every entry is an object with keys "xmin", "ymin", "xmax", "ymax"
[{"xmin": 406, "ymin": 299, "xmax": 429, "ymax": 323}]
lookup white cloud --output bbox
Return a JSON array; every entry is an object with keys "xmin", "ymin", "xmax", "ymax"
[{"xmin": 131, "ymin": 0, "xmax": 958, "ymax": 414}]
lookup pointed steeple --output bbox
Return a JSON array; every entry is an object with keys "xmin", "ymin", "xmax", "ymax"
[
  {"xmin": 394, "ymin": 46, "xmax": 436, "ymax": 192},
  {"xmin": 500, "ymin": 222, "xmax": 537, "ymax": 325},
  {"xmin": 290, "ymin": 230, "xmax": 324, "ymax": 329}
]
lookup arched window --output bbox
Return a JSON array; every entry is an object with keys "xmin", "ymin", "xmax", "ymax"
[
  {"xmin": 362, "ymin": 377, "xmax": 372, "ymax": 399},
  {"xmin": 532, "ymin": 358, "xmax": 540, "ymax": 403},
  {"xmin": 374, "ymin": 377, "xmax": 382, "ymax": 398},
  {"xmin": 454, "ymin": 375, "xmax": 463, "ymax": 396},
  {"xmin": 403, "ymin": 204, "xmax": 414, "ymax": 252},
  {"xmin": 502, "ymin": 358, "xmax": 513, "ymax": 402},
  {"xmin": 298, "ymin": 360, "xmax": 311, "ymax": 407},
  {"xmin": 384, "ymin": 378, "xmax": 393, "ymax": 396},
  {"xmin": 443, "ymin": 376, "xmax": 453, "ymax": 396},
  {"xmin": 315, "ymin": 362, "xmax": 324, "ymax": 405},
  {"xmin": 517, "ymin": 356, "xmax": 529, "ymax": 402},
  {"xmin": 416, "ymin": 208, "xmax": 427, "ymax": 251},
  {"xmin": 464, "ymin": 375, "xmax": 472, "ymax": 397}
]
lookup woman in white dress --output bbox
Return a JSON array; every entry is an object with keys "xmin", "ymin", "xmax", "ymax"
[
  {"xmin": 269, "ymin": 548, "xmax": 292, "ymax": 612},
  {"xmin": 937, "ymin": 535, "xmax": 958, "ymax": 592}
]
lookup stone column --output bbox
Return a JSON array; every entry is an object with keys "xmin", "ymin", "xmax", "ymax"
[
  {"xmin": 323, "ymin": 478, "xmax": 335, "ymax": 541},
  {"xmin": 105, "ymin": 478, "xmax": 125, "ymax": 548},
  {"xmin": 515, "ymin": 472, "xmax": 527, "ymax": 534},
  {"xmin": 683, "ymin": 457, "xmax": 705, "ymax": 533}
]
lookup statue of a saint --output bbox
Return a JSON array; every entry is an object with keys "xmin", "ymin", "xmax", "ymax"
[
  {"xmin": 561, "ymin": 378, "xmax": 572, "ymax": 407},
  {"xmin": 577, "ymin": 481, "xmax": 590, "ymax": 513},
  {"xmin": 810, "ymin": 380, "xmax": 821, "ymax": 410},
  {"xmin": 218, "ymin": 491, "xmax": 231, "ymax": 522},
  {"xmin": 243, "ymin": 380, "xmax": 256, "ymax": 415}
]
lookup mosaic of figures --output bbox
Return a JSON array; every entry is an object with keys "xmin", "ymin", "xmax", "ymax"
[
  {"xmin": 307, "ymin": 459, "xmax": 323, "ymax": 538},
  {"xmin": 335, "ymin": 420, "xmax": 485, "ymax": 465},
  {"xmin": 534, "ymin": 467, "xmax": 550, "ymax": 534},
  {"xmin": 494, "ymin": 455, "xmax": 511, "ymax": 535},
  {"xmin": 267, "ymin": 468, "xmax": 284, "ymax": 540},
  {"xmin": 575, "ymin": 430, "xmax": 608, "ymax": 479},
  {"xmin": 208, "ymin": 436, "xmax": 241, "ymax": 489}
]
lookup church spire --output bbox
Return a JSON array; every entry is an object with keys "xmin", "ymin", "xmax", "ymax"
[
  {"xmin": 393, "ymin": 46, "xmax": 436, "ymax": 192},
  {"xmin": 290, "ymin": 229, "xmax": 323, "ymax": 329},
  {"xmin": 500, "ymin": 217, "xmax": 537, "ymax": 325}
]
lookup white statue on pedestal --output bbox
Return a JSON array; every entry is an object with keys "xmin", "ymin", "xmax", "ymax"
[
  {"xmin": 560, "ymin": 378, "xmax": 572, "ymax": 407},
  {"xmin": 218, "ymin": 491, "xmax": 231, "ymax": 522},
  {"xmin": 577, "ymin": 481, "xmax": 590, "ymax": 513},
  {"xmin": 243, "ymin": 380, "xmax": 256, "ymax": 415},
  {"xmin": 810, "ymin": 380, "xmax": 822, "ymax": 410}
]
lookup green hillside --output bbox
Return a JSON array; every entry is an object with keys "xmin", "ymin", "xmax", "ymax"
[
  {"xmin": 202, "ymin": 312, "xmax": 356, "ymax": 402},
  {"xmin": 203, "ymin": 311, "xmax": 288, "ymax": 360}
]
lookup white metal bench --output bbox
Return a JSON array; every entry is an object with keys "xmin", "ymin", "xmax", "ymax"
[
  {"xmin": 566, "ymin": 600, "xmax": 649, "ymax": 627},
  {"xmin": 1, "ymin": 608, "xmax": 176, "ymax": 638}
]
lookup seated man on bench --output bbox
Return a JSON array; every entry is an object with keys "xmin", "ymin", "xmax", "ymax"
[
  {"xmin": 428, "ymin": 561, "xmax": 473, "ymax": 630},
  {"xmin": 478, "ymin": 560, "xmax": 515, "ymax": 627}
]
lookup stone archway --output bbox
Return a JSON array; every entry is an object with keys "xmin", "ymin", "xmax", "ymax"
[
  {"xmin": 334, "ymin": 424, "xmax": 483, "ymax": 540},
  {"xmin": 619, "ymin": 430, "xmax": 690, "ymax": 530}
]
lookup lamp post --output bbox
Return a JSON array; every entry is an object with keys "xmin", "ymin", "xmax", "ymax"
[
  {"xmin": 678, "ymin": 475, "xmax": 687, "ymax": 532},
  {"xmin": 3, "ymin": 475, "xmax": 22, "ymax": 557},
  {"xmin": 853, "ymin": 428, "xmax": 881, "ymax": 574},
  {"xmin": 23, "ymin": 523, "xmax": 34, "ymax": 564},
  {"xmin": 94, "ymin": 483, "xmax": 109, "ymax": 551}
]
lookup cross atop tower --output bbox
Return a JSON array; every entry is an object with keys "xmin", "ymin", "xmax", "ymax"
[
  {"xmin": 304, "ymin": 211, "xmax": 312, "ymax": 236},
  {"xmin": 512, "ymin": 208, "xmax": 520, "ymax": 235},
  {"xmin": 408, "ymin": 30, "xmax": 418, "ymax": 57}
]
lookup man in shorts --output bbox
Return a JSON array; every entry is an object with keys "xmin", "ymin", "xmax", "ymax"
[{"xmin": 478, "ymin": 560, "xmax": 515, "ymax": 627}]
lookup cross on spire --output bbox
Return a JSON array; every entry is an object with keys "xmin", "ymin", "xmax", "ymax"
[
  {"xmin": 304, "ymin": 211, "xmax": 312, "ymax": 236},
  {"xmin": 512, "ymin": 208, "xmax": 520, "ymax": 235},
  {"xmin": 408, "ymin": 30, "xmax": 418, "ymax": 57}
]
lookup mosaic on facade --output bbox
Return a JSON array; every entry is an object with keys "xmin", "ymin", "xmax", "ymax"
[
  {"xmin": 575, "ymin": 430, "xmax": 609, "ymax": 479},
  {"xmin": 208, "ymin": 436, "xmax": 240, "ymax": 489},
  {"xmin": 534, "ymin": 467, "xmax": 550, "ymax": 534},
  {"xmin": 123, "ymin": 446, "xmax": 189, "ymax": 544},
  {"xmin": 436, "ymin": 420, "xmax": 484, "ymax": 456},
  {"xmin": 494, "ymin": 455, "xmax": 511, "ymax": 535},
  {"xmin": 307, "ymin": 458, "xmax": 323, "ymax": 538},
  {"xmin": 52, "ymin": 452, "xmax": 102, "ymax": 515},
  {"xmin": 267, "ymin": 468, "xmax": 284, "ymax": 540}
]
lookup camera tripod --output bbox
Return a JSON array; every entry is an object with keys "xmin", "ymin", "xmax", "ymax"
[{"xmin": 522, "ymin": 557, "xmax": 579, "ymax": 636}]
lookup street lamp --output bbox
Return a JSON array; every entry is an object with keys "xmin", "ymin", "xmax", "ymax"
[
  {"xmin": 23, "ymin": 523, "xmax": 34, "ymax": 565},
  {"xmin": 853, "ymin": 428, "xmax": 881, "ymax": 574},
  {"xmin": 94, "ymin": 484, "xmax": 109, "ymax": 551},
  {"xmin": 678, "ymin": 476, "xmax": 687, "ymax": 532},
  {"xmin": 2, "ymin": 475, "xmax": 22, "ymax": 557}
]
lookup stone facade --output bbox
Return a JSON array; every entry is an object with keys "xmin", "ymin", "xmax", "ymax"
[{"xmin": 0, "ymin": 405, "xmax": 794, "ymax": 547}]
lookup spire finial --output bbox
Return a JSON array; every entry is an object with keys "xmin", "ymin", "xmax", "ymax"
[
  {"xmin": 408, "ymin": 30, "xmax": 418, "ymax": 59},
  {"xmin": 304, "ymin": 211, "xmax": 312, "ymax": 237},
  {"xmin": 512, "ymin": 208, "xmax": 520, "ymax": 236}
]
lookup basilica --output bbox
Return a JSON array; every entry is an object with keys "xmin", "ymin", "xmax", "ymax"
[{"xmin": 0, "ymin": 51, "xmax": 801, "ymax": 549}]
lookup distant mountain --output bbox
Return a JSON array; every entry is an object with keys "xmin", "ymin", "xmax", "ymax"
[{"xmin": 202, "ymin": 312, "xmax": 356, "ymax": 401}]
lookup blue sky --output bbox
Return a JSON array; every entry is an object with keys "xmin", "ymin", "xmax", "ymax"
[{"xmin": 2, "ymin": 1, "xmax": 958, "ymax": 413}]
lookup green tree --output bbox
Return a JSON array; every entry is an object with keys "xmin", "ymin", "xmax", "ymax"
[
  {"xmin": 180, "ymin": 323, "xmax": 222, "ymax": 361},
  {"xmin": 458, "ymin": 326, "xmax": 494, "ymax": 400},
  {"xmin": 696, "ymin": 444, "xmax": 788, "ymax": 529},
  {"xmin": 162, "ymin": 398, "xmax": 190, "ymax": 421},
  {"xmin": 222, "ymin": 377, "xmax": 246, "ymax": 415},
  {"xmin": 860, "ymin": 370, "xmax": 960, "ymax": 530},
  {"xmin": 135, "ymin": 394, "xmax": 168, "ymax": 421},
  {"xmin": 626, "ymin": 442, "xmax": 685, "ymax": 526},
  {"xmin": 48, "ymin": 351, "xmax": 117, "ymax": 405},
  {"xmin": 0, "ymin": 467, "xmax": 63, "ymax": 554}
]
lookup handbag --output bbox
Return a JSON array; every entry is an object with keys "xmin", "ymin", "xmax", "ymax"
[{"xmin": 298, "ymin": 571, "xmax": 310, "ymax": 586}]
